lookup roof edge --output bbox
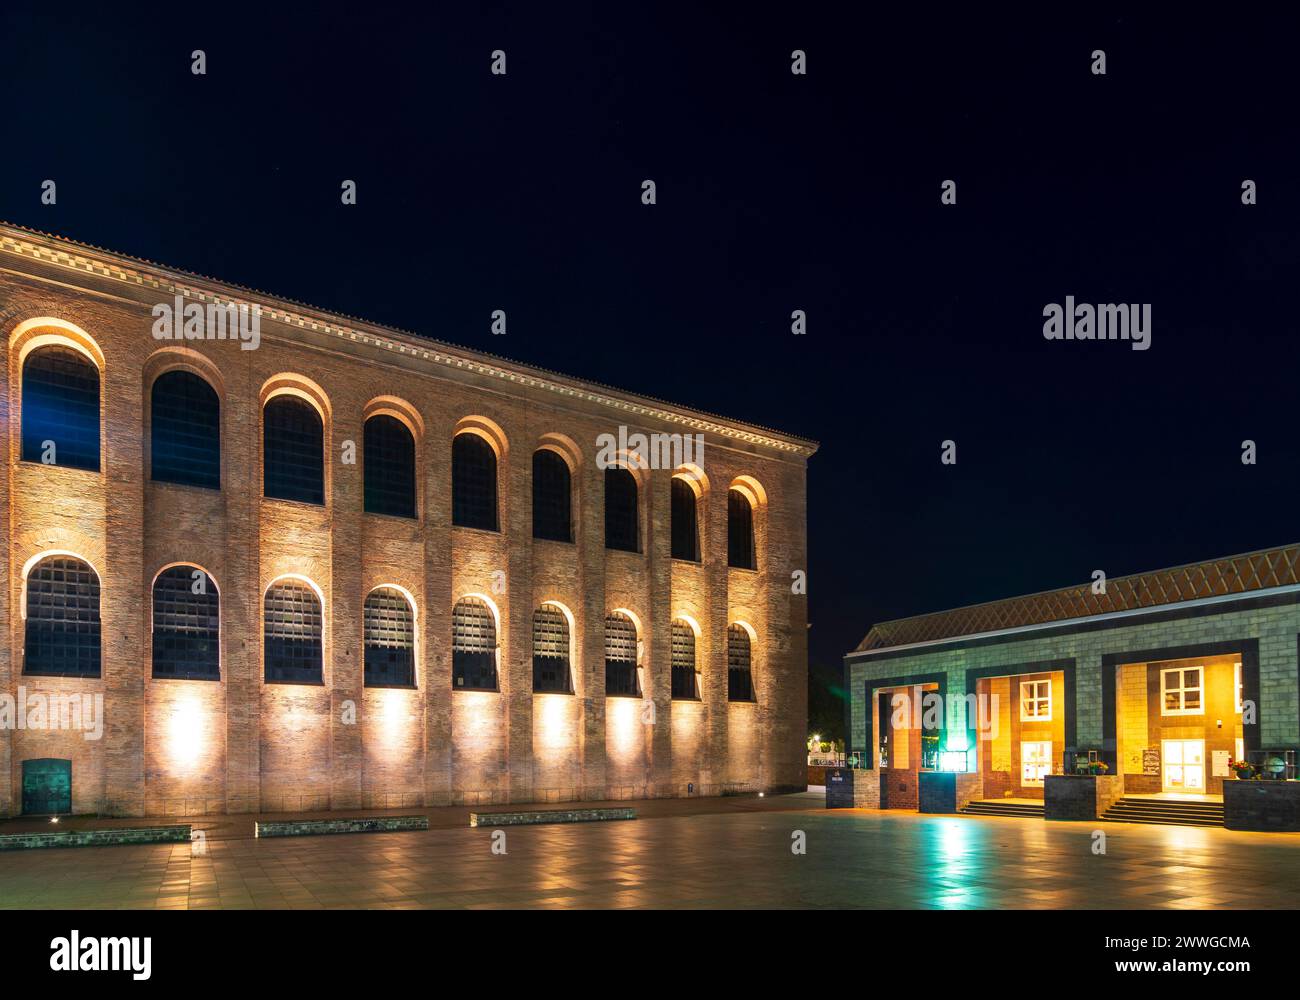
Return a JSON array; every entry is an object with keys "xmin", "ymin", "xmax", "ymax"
[{"xmin": 0, "ymin": 221, "xmax": 819, "ymax": 458}]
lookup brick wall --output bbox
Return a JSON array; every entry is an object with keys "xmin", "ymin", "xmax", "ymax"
[{"xmin": 0, "ymin": 230, "xmax": 813, "ymax": 817}]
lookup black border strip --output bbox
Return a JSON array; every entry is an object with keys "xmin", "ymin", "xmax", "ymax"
[
  {"xmin": 1100, "ymin": 638, "xmax": 1261, "ymax": 772},
  {"xmin": 857, "ymin": 672, "xmax": 948, "ymax": 769},
  {"xmin": 963, "ymin": 658, "xmax": 1076, "ymax": 759}
]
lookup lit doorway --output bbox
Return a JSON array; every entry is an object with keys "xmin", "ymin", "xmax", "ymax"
[{"xmin": 1161, "ymin": 739, "xmax": 1205, "ymax": 793}]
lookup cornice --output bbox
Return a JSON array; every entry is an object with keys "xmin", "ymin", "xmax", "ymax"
[{"xmin": 0, "ymin": 223, "xmax": 819, "ymax": 459}]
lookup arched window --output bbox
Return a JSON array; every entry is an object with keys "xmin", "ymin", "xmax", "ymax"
[
  {"xmin": 151, "ymin": 371, "xmax": 220, "ymax": 489},
  {"xmin": 24, "ymin": 556, "xmax": 101, "ymax": 677},
  {"xmin": 671, "ymin": 621, "xmax": 699, "ymax": 699},
  {"xmin": 727, "ymin": 625, "xmax": 754, "ymax": 702},
  {"xmin": 452, "ymin": 434, "xmax": 498, "ymax": 531},
  {"xmin": 364, "ymin": 587, "xmax": 415, "ymax": 687},
  {"xmin": 364, "ymin": 415, "xmax": 416, "ymax": 518},
  {"xmin": 264, "ymin": 580, "xmax": 323, "ymax": 683},
  {"xmin": 671, "ymin": 477, "xmax": 699, "ymax": 561},
  {"xmin": 263, "ymin": 396, "xmax": 324, "ymax": 505},
  {"xmin": 21, "ymin": 345, "xmax": 100, "ymax": 471},
  {"xmin": 532, "ymin": 450, "xmax": 572, "ymax": 542},
  {"xmin": 152, "ymin": 566, "xmax": 220, "ymax": 680},
  {"xmin": 604, "ymin": 467, "xmax": 639, "ymax": 552},
  {"xmin": 532, "ymin": 606, "xmax": 572, "ymax": 693},
  {"xmin": 452, "ymin": 596, "xmax": 497, "ymax": 690},
  {"xmin": 604, "ymin": 612, "xmax": 639, "ymax": 697},
  {"xmin": 727, "ymin": 488, "xmax": 756, "ymax": 569}
]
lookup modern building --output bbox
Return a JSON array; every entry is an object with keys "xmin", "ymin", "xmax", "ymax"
[
  {"xmin": 0, "ymin": 223, "xmax": 815, "ymax": 817},
  {"xmin": 844, "ymin": 546, "xmax": 1300, "ymax": 810}
]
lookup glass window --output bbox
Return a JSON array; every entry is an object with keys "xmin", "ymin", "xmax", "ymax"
[
  {"xmin": 264, "ymin": 581, "xmax": 323, "ymax": 683},
  {"xmin": 604, "ymin": 467, "xmax": 639, "ymax": 552},
  {"xmin": 151, "ymin": 371, "xmax": 220, "ymax": 489},
  {"xmin": 1161, "ymin": 666, "xmax": 1203, "ymax": 716},
  {"xmin": 1019, "ymin": 679, "xmax": 1051, "ymax": 721},
  {"xmin": 452, "ymin": 596, "xmax": 497, "ymax": 690},
  {"xmin": 152, "ymin": 566, "xmax": 220, "ymax": 679},
  {"xmin": 532, "ymin": 606, "xmax": 571, "ymax": 693},
  {"xmin": 364, "ymin": 587, "xmax": 415, "ymax": 687},
  {"xmin": 727, "ymin": 624, "xmax": 754, "ymax": 702},
  {"xmin": 727, "ymin": 488, "xmax": 755, "ymax": 569},
  {"xmin": 670, "ymin": 477, "xmax": 699, "ymax": 561},
  {"xmin": 364, "ymin": 415, "xmax": 416, "ymax": 518},
  {"xmin": 532, "ymin": 450, "xmax": 572, "ymax": 542},
  {"xmin": 263, "ymin": 396, "xmax": 324, "ymax": 504},
  {"xmin": 452, "ymin": 434, "xmax": 498, "ymax": 531},
  {"xmin": 24, "ymin": 556, "xmax": 101, "ymax": 677},
  {"xmin": 671, "ymin": 620, "xmax": 698, "ymax": 700},
  {"xmin": 22, "ymin": 345, "xmax": 100, "ymax": 471},
  {"xmin": 604, "ymin": 613, "xmax": 640, "ymax": 696}
]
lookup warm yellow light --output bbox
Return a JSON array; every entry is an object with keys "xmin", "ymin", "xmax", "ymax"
[
  {"xmin": 537, "ymin": 694, "xmax": 571, "ymax": 752},
  {"xmin": 609, "ymin": 698, "xmax": 641, "ymax": 756},
  {"xmin": 168, "ymin": 696, "xmax": 204, "ymax": 768},
  {"xmin": 371, "ymin": 688, "xmax": 416, "ymax": 752}
]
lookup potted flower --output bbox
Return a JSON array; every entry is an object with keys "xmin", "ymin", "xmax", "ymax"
[
  {"xmin": 1088, "ymin": 760, "xmax": 1109, "ymax": 775},
  {"xmin": 1228, "ymin": 758, "xmax": 1254, "ymax": 780}
]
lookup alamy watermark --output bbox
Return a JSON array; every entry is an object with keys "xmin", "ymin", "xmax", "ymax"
[
  {"xmin": 151, "ymin": 296, "xmax": 261, "ymax": 350},
  {"xmin": 1043, "ymin": 297, "xmax": 1151, "ymax": 351},
  {"xmin": 595, "ymin": 425, "xmax": 704, "ymax": 471},
  {"xmin": 0, "ymin": 686, "xmax": 103, "ymax": 739}
]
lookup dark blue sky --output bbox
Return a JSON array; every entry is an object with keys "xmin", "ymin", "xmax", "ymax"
[{"xmin": 3, "ymin": 3, "xmax": 1298, "ymax": 678}]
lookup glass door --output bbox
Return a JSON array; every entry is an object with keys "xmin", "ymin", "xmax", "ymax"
[{"xmin": 1161, "ymin": 739, "xmax": 1205, "ymax": 793}]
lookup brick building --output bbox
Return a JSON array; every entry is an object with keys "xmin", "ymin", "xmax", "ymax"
[
  {"xmin": 0, "ymin": 224, "xmax": 815, "ymax": 817},
  {"xmin": 844, "ymin": 546, "xmax": 1300, "ymax": 815}
]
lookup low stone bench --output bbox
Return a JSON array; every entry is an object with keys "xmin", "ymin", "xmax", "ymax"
[
  {"xmin": 469, "ymin": 807, "xmax": 636, "ymax": 827},
  {"xmin": 254, "ymin": 815, "xmax": 429, "ymax": 838},
  {"xmin": 0, "ymin": 825, "xmax": 191, "ymax": 851}
]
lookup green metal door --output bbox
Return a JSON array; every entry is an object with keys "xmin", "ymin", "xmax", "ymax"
[{"xmin": 22, "ymin": 758, "xmax": 71, "ymax": 815}]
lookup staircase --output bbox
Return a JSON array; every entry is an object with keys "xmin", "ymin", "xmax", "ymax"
[
  {"xmin": 959, "ymin": 799, "xmax": 1045, "ymax": 818},
  {"xmin": 1101, "ymin": 797, "xmax": 1223, "ymax": 827}
]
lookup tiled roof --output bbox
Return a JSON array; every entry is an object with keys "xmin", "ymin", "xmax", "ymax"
[{"xmin": 856, "ymin": 544, "xmax": 1300, "ymax": 653}]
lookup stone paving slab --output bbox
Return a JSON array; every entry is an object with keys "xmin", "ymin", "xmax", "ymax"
[{"xmin": 1, "ymin": 796, "xmax": 1299, "ymax": 909}]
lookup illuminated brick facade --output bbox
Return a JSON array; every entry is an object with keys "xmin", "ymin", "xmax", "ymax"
[{"xmin": 0, "ymin": 225, "xmax": 815, "ymax": 817}]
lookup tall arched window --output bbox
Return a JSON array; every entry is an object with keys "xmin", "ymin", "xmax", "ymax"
[
  {"xmin": 24, "ymin": 555, "xmax": 101, "ymax": 677},
  {"xmin": 727, "ymin": 488, "xmax": 756, "ymax": 569},
  {"xmin": 452, "ymin": 434, "xmax": 498, "ymax": 531},
  {"xmin": 452, "ymin": 596, "xmax": 498, "ymax": 690},
  {"xmin": 532, "ymin": 450, "xmax": 572, "ymax": 542},
  {"xmin": 671, "ymin": 477, "xmax": 699, "ymax": 561},
  {"xmin": 727, "ymin": 625, "xmax": 754, "ymax": 702},
  {"xmin": 671, "ymin": 620, "xmax": 699, "ymax": 700},
  {"xmin": 532, "ymin": 606, "xmax": 572, "ymax": 693},
  {"xmin": 152, "ymin": 566, "xmax": 220, "ymax": 680},
  {"xmin": 21, "ymin": 345, "xmax": 100, "ymax": 471},
  {"xmin": 264, "ymin": 580, "xmax": 323, "ymax": 683},
  {"xmin": 604, "ymin": 467, "xmax": 639, "ymax": 552},
  {"xmin": 604, "ymin": 612, "xmax": 640, "ymax": 696},
  {"xmin": 364, "ymin": 415, "xmax": 416, "ymax": 518},
  {"xmin": 364, "ymin": 587, "xmax": 416, "ymax": 687},
  {"xmin": 151, "ymin": 371, "xmax": 220, "ymax": 489},
  {"xmin": 263, "ymin": 396, "xmax": 324, "ymax": 505}
]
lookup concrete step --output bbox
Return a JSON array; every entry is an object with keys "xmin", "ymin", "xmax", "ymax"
[{"xmin": 1101, "ymin": 797, "xmax": 1223, "ymax": 827}]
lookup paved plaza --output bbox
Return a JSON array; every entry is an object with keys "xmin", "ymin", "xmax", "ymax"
[{"xmin": 2, "ymin": 794, "xmax": 1299, "ymax": 909}]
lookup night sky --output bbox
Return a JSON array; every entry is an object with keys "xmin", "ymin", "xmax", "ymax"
[{"xmin": 3, "ymin": 4, "xmax": 1299, "ymax": 691}]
